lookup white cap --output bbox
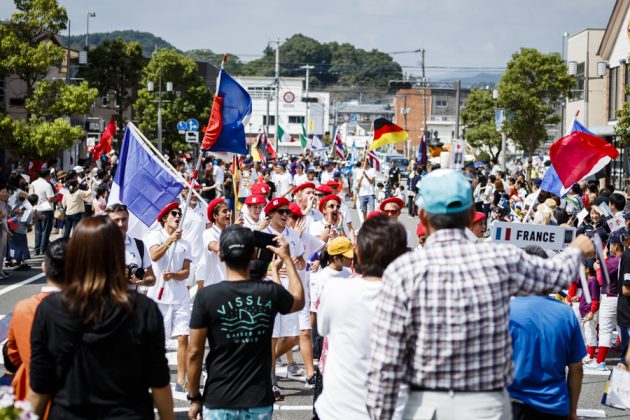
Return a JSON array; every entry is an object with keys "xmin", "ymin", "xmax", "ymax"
[{"xmin": 73, "ymin": 166, "xmax": 84, "ymax": 173}]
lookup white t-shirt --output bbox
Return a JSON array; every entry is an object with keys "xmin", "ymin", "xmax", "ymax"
[
  {"xmin": 238, "ymin": 170, "xmax": 251, "ymax": 198},
  {"xmin": 263, "ymin": 224, "xmax": 304, "ymax": 259},
  {"xmin": 293, "ymin": 173, "xmax": 307, "ymax": 186},
  {"xmin": 180, "ymin": 207, "xmax": 206, "ymax": 282},
  {"xmin": 144, "ymin": 229, "xmax": 192, "ymax": 305},
  {"xmin": 309, "ymin": 219, "xmax": 349, "ymax": 241},
  {"xmin": 124, "ymin": 234, "xmax": 152, "ymax": 291},
  {"xmin": 309, "ymin": 266, "xmax": 352, "ymax": 312},
  {"xmin": 315, "ymin": 276, "xmax": 382, "ymax": 419},
  {"xmin": 202, "ymin": 225, "xmax": 227, "ymax": 286},
  {"xmin": 275, "ymin": 172, "xmax": 293, "ymax": 197},
  {"xmin": 320, "ymin": 170, "xmax": 334, "ymax": 185},
  {"xmin": 29, "ymin": 178, "xmax": 54, "ymax": 211},
  {"xmin": 356, "ymin": 168, "xmax": 376, "ymax": 196},
  {"xmin": 213, "ymin": 165, "xmax": 225, "ymax": 189}
]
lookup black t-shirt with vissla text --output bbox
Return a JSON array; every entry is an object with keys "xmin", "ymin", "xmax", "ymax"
[{"xmin": 190, "ymin": 279, "xmax": 293, "ymax": 408}]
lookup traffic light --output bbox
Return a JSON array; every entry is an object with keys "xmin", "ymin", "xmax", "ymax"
[{"xmin": 388, "ymin": 80, "xmax": 413, "ymax": 92}]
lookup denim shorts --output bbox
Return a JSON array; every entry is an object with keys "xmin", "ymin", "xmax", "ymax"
[
  {"xmin": 202, "ymin": 405, "xmax": 273, "ymax": 420},
  {"xmin": 359, "ymin": 194, "xmax": 375, "ymax": 213}
]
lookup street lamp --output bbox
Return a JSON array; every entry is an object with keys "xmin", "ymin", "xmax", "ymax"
[
  {"xmin": 78, "ymin": 12, "xmax": 95, "ymax": 65},
  {"xmin": 147, "ymin": 72, "xmax": 173, "ymax": 153}
]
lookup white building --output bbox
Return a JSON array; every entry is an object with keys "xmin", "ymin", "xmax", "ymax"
[{"xmin": 235, "ymin": 76, "xmax": 330, "ymax": 155}]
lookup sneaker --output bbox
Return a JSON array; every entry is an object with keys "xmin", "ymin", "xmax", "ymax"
[
  {"xmin": 584, "ymin": 361, "xmax": 608, "ymax": 371},
  {"xmin": 174, "ymin": 382, "xmax": 187, "ymax": 393},
  {"xmin": 272, "ymin": 385, "xmax": 284, "ymax": 402},
  {"xmin": 582, "ymin": 356, "xmax": 595, "ymax": 365},
  {"xmin": 287, "ymin": 362, "xmax": 303, "ymax": 377},
  {"xmin": 305, "ymin": 374, "xmax": 316, "ymax": 389}
]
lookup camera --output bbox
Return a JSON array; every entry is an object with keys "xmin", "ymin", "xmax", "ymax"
[{"xmin": 127, "ymin": 264, "xmax": 145, "ymax": 280}]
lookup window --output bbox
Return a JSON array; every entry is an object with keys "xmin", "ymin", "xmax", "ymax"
[
  {"xmin": 262, "ymin": 115, "xmax": 275, "ymax": 126},
  {"xmin": 436, "ymin": 99, "xmax": 448, "ymax": 108},
  {"xmin": 247, "ymin": 86, "xmax": 276, "ymax": 99},
  {"xmin": 609, "ymin": 66, "xmax": 619, "ymax": 121},
  {"xmin": 571, "ymin": 62, "xmax": 585, "ymax": 101},
  {"xmin": 9, "ymin": 97, "xmax": 25, "ymax": 107},
  {"xmin": 288, "ymin": 115, "xmax": 305, "ymax": 124},
  {"xmin": 101, "ymin": 96, "xmax": 109, "ymax": 108}
]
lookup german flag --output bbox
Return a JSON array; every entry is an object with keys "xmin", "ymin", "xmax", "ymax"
[{"xmin": 369, "ymin": 118, "xmax": 409, "ymax": 151}]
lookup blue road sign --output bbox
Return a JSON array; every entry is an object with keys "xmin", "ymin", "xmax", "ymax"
[
  {"xmin": 187, "ymin": 118, "xmax": 199, "ymax": 132},
  {"xmin": 177, "ymin": 121, "xmax": 187, "ymax": 131}
]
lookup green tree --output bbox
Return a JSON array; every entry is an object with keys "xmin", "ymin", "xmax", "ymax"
[
  {"xmin": 615, "ymin": 84, "xmax": 630, "ymax": 146},
  {"xmin": 78, "ymin": 39, "xmax": 145, "ymax": 130},
  {"xmin": 0, "ymin": 0, "xmax": 97, "ymax": 159},
  {"xmin": 461, "ymin": 89, "xmax": 502, "ymax": 160},
  {"xmin": 497, "ymin": 48, "xmax": 573, "ymax": 163},
  {"xmin": 0, "ymin": 0, "xmax": 67, "ymax": 97},
  {"xmin": 134, "ymin": 49, "xmax": 212, "ymax": 153},
  {"xmin": 185, "ymin": 49, "xmax": 242, "ymax": 74}
]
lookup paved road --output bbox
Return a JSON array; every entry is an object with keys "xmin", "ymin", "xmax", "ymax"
[{"xmin": 0, "ymin": 215, "xmax": 625, "ymax": 418}]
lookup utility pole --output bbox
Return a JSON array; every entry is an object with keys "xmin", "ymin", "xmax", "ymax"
[
  {"xmin": 421, "ymin": 49, "xmax": 428, "ymax": 150},
  {"xmin": 454, "ymin": 79, "xmax": 461, "ymax": 139},
  {"xmin": 300, "ymin": 64, "xmax": 314, "ymax": 135},
  {"xmin": 275, "ymin": 38, "xmax": 280, "ymax": 151},
  {"xmin": 66, "ymin": 20, "xmax": 71, "ymax": 84}
]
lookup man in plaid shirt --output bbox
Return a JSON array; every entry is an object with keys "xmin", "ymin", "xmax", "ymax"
[{"xmin": 366, "ymin": 169, "xmax": 594, "ymax": 420}]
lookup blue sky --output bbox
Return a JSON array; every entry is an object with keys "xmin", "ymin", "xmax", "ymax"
[{"xmin": 1, "ymin": 0, "xmax": 615, "ymax": 78}]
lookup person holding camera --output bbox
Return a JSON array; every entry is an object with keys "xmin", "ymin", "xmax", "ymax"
[
  {"xmin": 145, "ymin": 202, "xmax": 192, "ymax": 393},
  {"xmin": 61, "ymin": 179, "xmax": 92, "ymax": 239},
  {"xmin": 186, "ymin": 225, "xmax": 304, "ymax": 420},
  {"xmin": 106, "ymin": 203, "xmax": 155, "ymax": 291}
]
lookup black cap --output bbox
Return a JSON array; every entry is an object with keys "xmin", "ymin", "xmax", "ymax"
[{"xmin": 220, "ymin": 225, "xmax": 254, "ymax": 260}]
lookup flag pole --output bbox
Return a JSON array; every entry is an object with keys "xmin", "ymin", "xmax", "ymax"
[{"xmin": 159, "ymin": 54, "xmax": 227, "ymax": 298}]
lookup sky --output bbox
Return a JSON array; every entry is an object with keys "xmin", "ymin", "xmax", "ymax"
[{"xmin": 0, "ymin": 0, "xmax": 616, "ymax": 79}]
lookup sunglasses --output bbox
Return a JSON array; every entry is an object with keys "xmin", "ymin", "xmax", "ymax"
[
  {"xmin": 170, "ymin": 210, "xmax": 182, "ymax": 218},
  {"xmin": 315, "ymin": 193, "xmax": 326, "ymax": 197},
  {"xmin": 289, "ymin": 214, "xmax": 302, "ymax": 220},
  {"xmin": 383, "ymin": 209, "xmax": 400, "ymax": 215},
  {"xmin": 106, "ymin": 203, "xmax": 127, "ymax": 213},
  {"xmin": 327, "ymin": 204, "xmax": 340, "ymax": 209},
  {"xmin": 276, "ymin": 209, "xmax": 292, "ymax": 216}
]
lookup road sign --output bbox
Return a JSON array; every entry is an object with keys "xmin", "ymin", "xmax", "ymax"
[
  {"xmin": 185, "ymin": 131, "xmax": 199, "ymax": 143},
  {"xmin": 186, "ymin": 118, "xmax": 199, "ymax": 132},
  {"xmin": 177, "ymin": 121, "xmax": 187, "ymax": 132},
  {"xmin": 491, "ymin": 221, "xmax": 575, "ymax": 251}
]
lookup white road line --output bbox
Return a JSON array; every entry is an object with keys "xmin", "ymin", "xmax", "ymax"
[
  {"xmin": 274, "ymin": 405, "xmax": 312, "ymax": 411},
  {"xmin": 0, "ymin": 273, "xmax": 45, "ymax": 296}
]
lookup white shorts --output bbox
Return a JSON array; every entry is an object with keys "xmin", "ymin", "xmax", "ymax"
[
  {"xmin": 157, "ymin": 302, "xmax": 190, "ymax": 339},
  {"xmin": 272, "ymin": 312, "xmax": 299, "ymax": 338},
  {"xmin": 299, "ymin": 305, "xmax": 311, "ymax": 330}
]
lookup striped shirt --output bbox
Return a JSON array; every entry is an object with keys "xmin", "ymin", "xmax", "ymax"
[{"xmin": 365, "ymin": 228, "xmax": 581, "ymax": 419}]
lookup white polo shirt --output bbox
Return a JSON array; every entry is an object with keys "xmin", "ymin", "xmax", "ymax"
[{"xmin": 202, "ymin": 225, "xmax": 227, "ymax": 286}]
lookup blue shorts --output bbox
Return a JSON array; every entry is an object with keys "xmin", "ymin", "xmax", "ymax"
[
  {"xmin": 359, "ymin": 194, "xmax": 375, "ymax": 213},
  {"xmin": 202, "ymin": 405, "xmax": 273, "ymax": 420}
]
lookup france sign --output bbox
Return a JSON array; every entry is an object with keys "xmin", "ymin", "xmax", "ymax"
[{"xmin": 491, "ymin": 221, "xmax": 575, "ymax": 251}]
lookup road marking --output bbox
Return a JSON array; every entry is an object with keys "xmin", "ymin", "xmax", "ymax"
[
  {"xmin": 0, "ymin": 273, "xmax": 45, "ymax": 296},
  {"xmin": 275, "ymin": 405, "xmax": 312, "ymax": 411}
]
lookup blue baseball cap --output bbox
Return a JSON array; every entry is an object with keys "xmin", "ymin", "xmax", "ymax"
[{"xmin": 418, "ymin": 169, "xmax": 473, "ymax": 215}]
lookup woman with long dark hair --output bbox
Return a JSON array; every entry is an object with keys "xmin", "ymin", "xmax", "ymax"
[{"xmin": 28, "ymin": 216, "xmax": 174, "ymax": 420}]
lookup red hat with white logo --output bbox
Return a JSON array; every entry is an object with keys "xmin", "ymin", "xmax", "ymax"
[
  {"xmin": 264, "ymin": 197, "xmax": 290, "ymax": 214},
  {"xmin": 245, "ymin": 195, "xmax": 267, "ymax": 206},
  {"xmin": 251, "ymin": 182, "xmax": 271, "ymax": 196}
]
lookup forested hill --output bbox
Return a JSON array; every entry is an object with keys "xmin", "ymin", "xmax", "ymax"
[{"xmin": 63, "ymin": 32, "xmax": 402, "ymax": 89}]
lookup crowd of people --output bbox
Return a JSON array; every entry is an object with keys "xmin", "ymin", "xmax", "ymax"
[{"xmin": 0, "ymin": 150, "xmax": 629, "ymax": 419}]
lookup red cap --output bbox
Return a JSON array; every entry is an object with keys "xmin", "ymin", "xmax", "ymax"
[
  {"xmin": 416, "ymin": 222, "xmax": 426, "ymax": 237},
  {"xmin": 264, "ymin": 197, "xmax": 290, "ymax": 214},
  {"xmin": 183, "ymin": 180, "xmax": 201, "ymax": 190},
  {"xmin": 473, "ymin": 211, "xmax": 487, "ymax": 223},
  {"xmin": 326, "ymin": 180, "xmax": 342, "ymax": 190},
  {"xmin": 251, "ymin": 182, "xmax": 270, "ymax": 196},
  {"xmin": 157, "ymin": 202, "xmax": 180, "ymax": 223},
  {"xmin": 293, "ymin": 182, "xmax": 316, "ymax": 195},
  {"xmin": 366, "ymin": 210, "xmax": 384, "ymax": 220},
  {"xmin": 318, "ymin": 194, "xmax": 341, "ymax": 212},
  {"xmin": 315, "ymin": 184, "xmax": 333, "ymax": 194},
  {"xmin": 207, "ymin": 197, "xmax": 226, "ymax": 222},
  {"xmin": 289, "ymin": 203, "xmax": 304, "ymax": 217},
  {"xmin": 379, "ymin": 197, "xmax": 404, "ymax": 211},
  {"xmin": 245, "ymin": 195, "xmax": 267, "ymax": 206}
]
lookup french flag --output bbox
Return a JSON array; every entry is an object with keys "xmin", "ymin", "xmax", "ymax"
[
  {"xmin": 540, "ymin": 118, "xmax": 618, "ymax": 197},
  {"xmin": 201, "ymin": 69, "xmax": 252, "ymax": 155}
]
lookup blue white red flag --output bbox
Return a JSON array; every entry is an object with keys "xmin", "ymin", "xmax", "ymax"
[
  {"xmin": 201, "ymin": 69, "xmax": 252, "ymax": 155},
  {"xmin": 367, "ymin": 150, "xmax": 380, "ymax": 171},
  {"xmin": 334, "ymin": 130, "xmax": 345, "ymax": 160},
  {"xmin": 110, "ymin": 124, "xmax": 183, "ymax": 228},
  {"xmin": 540, "ymin": 119, "xmax": 618, "ymax": 197}
]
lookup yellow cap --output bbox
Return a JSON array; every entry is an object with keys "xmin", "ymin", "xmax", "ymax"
[{"xmin": 327, "ymin": 237, "xmax": 354, "ymax": 258}]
